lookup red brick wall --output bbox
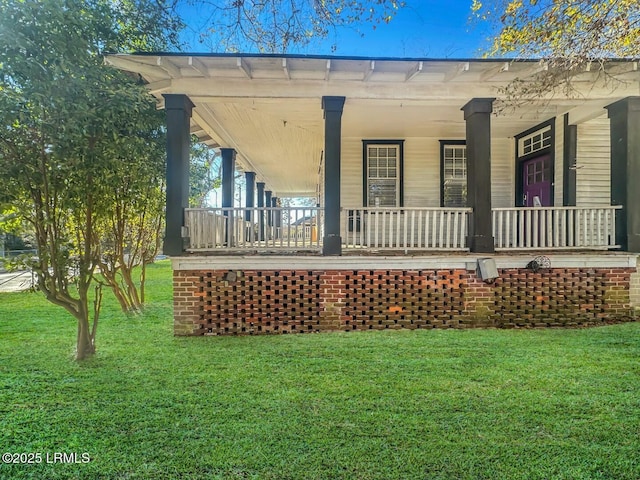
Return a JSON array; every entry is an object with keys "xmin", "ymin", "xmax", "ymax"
[{"xmin": 173, "ymin": 267, "xmax": 636, "ymax": 335}]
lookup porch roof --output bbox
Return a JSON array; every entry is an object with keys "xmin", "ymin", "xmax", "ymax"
[{"xmin": 105, "ymin": 53, "xmax": 640, "ymax": 197}]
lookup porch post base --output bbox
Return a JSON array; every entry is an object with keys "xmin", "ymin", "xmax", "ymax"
[
  {"xmin": 322, "ymin": 236, "xmax": 342, "ymax": 256},
  {"xmin": 468, "ymin": 235, "xmax": 495, "ymax": 253}
]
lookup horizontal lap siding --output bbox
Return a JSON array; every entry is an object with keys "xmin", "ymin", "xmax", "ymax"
[
  {"xmin": 404, "ymin": 138, "xmax": 440, "ymax": 207},
  {"xmin": 341, "ymin": 137, "xmax": 363, "ymax": 208},
  {"xmin": 491, "ymin": 137, "xmax": 514, "ymax": 208},
  {"xmin": 576, "ymin": 115, "xmax": 611, "ymax": 207},
  {"xmin": 342, "ymin": 137, "xmax": 514, "ymax": 209}
]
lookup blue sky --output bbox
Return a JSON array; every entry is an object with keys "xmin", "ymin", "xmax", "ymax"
[
  {"xmin": 323, "ymin": 1, "xmax": 493, "ymax": 58},
  {"xmin": 179, "ymin": 1, "xmax": 494, "ymax": 58}
]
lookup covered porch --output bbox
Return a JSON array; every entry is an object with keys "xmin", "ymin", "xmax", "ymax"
[
  {"xmin": 105, "ymin": 53, "xmax": 640, "ymax": 336},
  {"xmin": 105, "ymin": 54, "xmax": 640, "ymax": 257}
]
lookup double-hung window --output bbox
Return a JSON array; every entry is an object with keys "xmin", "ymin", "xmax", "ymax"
[
  {"xmin": 363, "ymin": 141, "xmax": 403, "ymax": 207},
  {"xmin": 440, "ymin": 141, "xmax": 467, "ymax": 207}
]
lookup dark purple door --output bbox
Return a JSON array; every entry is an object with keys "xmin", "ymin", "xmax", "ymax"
[{"xmin": 523, "ymin": 155, "xmax": 552, "ymax": 206}]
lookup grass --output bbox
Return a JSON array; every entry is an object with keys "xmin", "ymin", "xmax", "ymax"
[{"xmin": 0, "ymin": 261, "xmax": 639, "ymax": 479}]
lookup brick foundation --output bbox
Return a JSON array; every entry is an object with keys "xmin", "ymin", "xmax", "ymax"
[{"xmin": 173, "ymin": 265, "xmax": 636, "ymax": 335}]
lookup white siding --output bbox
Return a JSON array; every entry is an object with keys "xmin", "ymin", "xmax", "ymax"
[
  {"xmin": 403, "ymin": 138, "xmax": 440, "ymax": 207},
  {"xmin": 491, "ymin": 137, "xmax": 514, "ymax": 208},
  {"xmin": 341, "ymin": 136, "xmax": 514, "ymax": 209},
  {"xmin": 576, "ymin": 115, "xmax": 611, "ymax": 207},
  {"xmin": 341, "ymin": 137, "xmax": 363, "ymax": 208}
]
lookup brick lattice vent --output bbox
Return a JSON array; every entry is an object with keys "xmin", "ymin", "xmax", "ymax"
[{"xmin": 173, "ymin": 268, "xmax": 636, "ymax": 336}]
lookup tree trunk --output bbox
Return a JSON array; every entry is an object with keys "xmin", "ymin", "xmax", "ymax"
[{"xmin": 75, "ymin": 314, "xmax": 95, "ymax": 361}]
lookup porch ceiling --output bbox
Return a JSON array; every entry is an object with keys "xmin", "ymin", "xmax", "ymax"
[{"xmin": 106, "ymin": 53, "xmax": 640, "ymax": 197}]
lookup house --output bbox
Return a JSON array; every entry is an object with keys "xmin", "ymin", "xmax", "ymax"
[{"xmin": 105, "ymin": 53, "xmax": 640, "ymax": 335}]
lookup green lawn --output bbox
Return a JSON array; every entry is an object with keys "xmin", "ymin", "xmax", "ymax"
[{"xmin": 0, "ymin": 261, "xmax": 639, "ymax": 479}]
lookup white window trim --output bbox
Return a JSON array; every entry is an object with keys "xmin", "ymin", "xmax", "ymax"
[
  {"xmin": 365, "ymin": 143, "xmax": 401, "ymax": 207},
  {"xmin": 518, "ymin": 125, "xmax": 552, "ymax": 157}
]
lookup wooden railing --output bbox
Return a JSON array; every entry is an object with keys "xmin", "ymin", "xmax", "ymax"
[
  {"xmin": 185, "ymin": 207, "xmax": 322, "ymax": 251},
  {"xmin": 492, "ymin": 206, "xmax": 622, "ymax": 250},
  {"xmin": 342, "ymin": 207, "xmax": 472, "ymax": 251},
  {"xmin": 184, "ymin": 205, "xmax": 622, "ymax": 253}
]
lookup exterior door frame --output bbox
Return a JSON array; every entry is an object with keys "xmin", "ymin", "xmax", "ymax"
[{"xmin": 514, "ymin": 119, "xmax": 556, "ymax": 207}]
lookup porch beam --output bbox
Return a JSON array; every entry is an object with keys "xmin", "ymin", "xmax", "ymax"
[
  {"xmin": 479, "ymin": 62, "xmax": 509, "ymax": 82},
  {"xmin": 606, "ymin": 96, "xmax": 640, "ymax": 251},
  {"xmin": 462, "ymin": 97, "xmax": 495, "ymax": 253},
  {"xmin": 157, "ymin": 56, "xmax": 181, "ymax": 78},
  {"xmin": 322, "ymin": 96, "xmax": 346, "ymax": 255},
  {"xmin": 282, "ymin": 58, "xmax": 291, "ymax": 80},
  {"xmin": 443, "ymin": 62, "xmax": 469, "ymax": 82},
  {"xmin": 105, "ymin": 55, "xmax": 168, "ymax": 78},
  {"xmin": 245, "ymin": 172, "xmax": 256, "ymax": 221},
  {"xmin": 405, "ymin": 61, "xmax": 423, "ymax": 82},
  {"xmin": 363, "ymin": 61, "xmax": 375, "ymax": 81},
  {"xmin": 188, "ymin": 56, "xmax": 210, "ymax": 77},
  {"xmin": 237, "ymin": 57, "xmax": 252, "ymax": 79},
  {"xmin": 146, "ymin": 79, "xmax": 172, "ymax": 95},
  {"xmin": 163, "ymin": 94, "xmax": 194, "ymax": 256}
]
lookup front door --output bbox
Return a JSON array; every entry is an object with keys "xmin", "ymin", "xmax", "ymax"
[{"xmin": 522, "ymin": 155, "xmax": 552, "ymax": 206}]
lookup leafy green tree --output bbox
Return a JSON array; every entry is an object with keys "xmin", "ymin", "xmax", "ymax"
[
  {"xmin": 96, "ymin": 114, "xmax": 166, "ymax": 313},
  {"xmin": 0, "ymin": 0, "xmax": 178, "ymax": 359},
  {"xmin": 473, "ymin": 0, "xmax": 640, "ymax": 100},
  {"xmin": 1, "ymin": 0, "xmax": 405, "ymax": 360},
  {"xmin": 190, "ymin": 141, "xmax": 222, "ymax": 208}
]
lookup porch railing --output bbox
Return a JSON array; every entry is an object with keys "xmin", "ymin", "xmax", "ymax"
[
  {"xmin": 492, "ymin": 206, "xmax": 622, "ymax": 250},
  {"xmin": 185, "ymin": 207, "xmax": 323, "ymax": 251},
  {"xmin": 342, "ymin": 207, "xmax": 472, "ymax": 251},
  {"xmin": 184, "ymin": 205, "xmax": 622, "ymax": 253}
]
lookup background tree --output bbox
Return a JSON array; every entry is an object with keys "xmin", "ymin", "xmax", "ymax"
[
  {"xmin": 184, "ymin": 0, "xmax": 406, "ymax": 52},
  {"xmin": 190, "ymin": 141, "xmax": 222, "ymax": 208},
  {"xmin": 473, "ymin": 0, "xmax": 640, "ymax": 102},
  {"xmin": 96, "ymin": 113, "xmax": 166, "ymax": 314}
]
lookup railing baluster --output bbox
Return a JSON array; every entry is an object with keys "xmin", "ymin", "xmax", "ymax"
[
  {"xmin": 409, "ymin": 210, "xmax": 415, "ymax": 248},
  {"xmin": 487, "ymin": 206, "xmax": 620, "ymax": 251},
  {"xmin": 552, "ymin": 209, "xmax": 559, "ymax": 247},
  {"xmin": 403, "ymin": 210, "xmax": 408, "ymax": 249},
  {"xmin": 431, "ymin": 210, "xmax": 437, "ymax": 248},
  {"xmin": 453, "ymin": 212, "xmax": 460, "ymax": 249}
]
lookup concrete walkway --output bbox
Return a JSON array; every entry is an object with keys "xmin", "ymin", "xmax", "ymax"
[{"xmin": 0, "ymin": 270, "xmax": 35, "ymax": 293}]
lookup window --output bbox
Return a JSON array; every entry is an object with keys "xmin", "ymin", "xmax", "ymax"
[
  {"xmin": 441, "ymin": 142, "xmax": 467, "ymax": 207},
  {"xmin": 519, "ymin": 125, "xmax": 551, "ymax": 156},
  {"xmin": 363, "ymin": 141, "xmax": 403, "ymax": 207},
  {"xmin": 526, "ymin": 157, "xmax": 552, "ymax": 185}
]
